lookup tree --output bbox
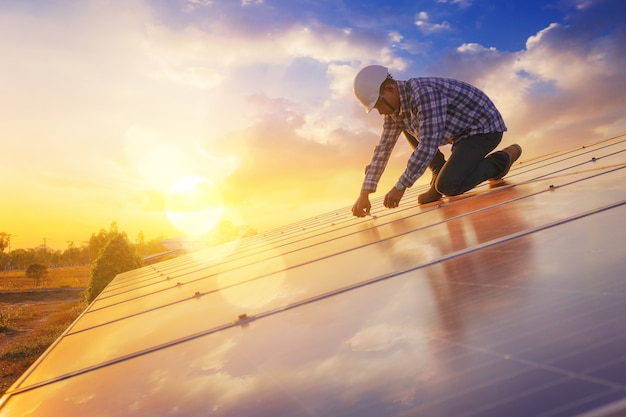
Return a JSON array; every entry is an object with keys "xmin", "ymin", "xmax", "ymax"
[
  {"xmin": 88, "ymin": 222, "xmax": 122, "ymax": 261},
  {"xmin": 0, "ymin": 233, "xmax": 10, "ymax": 253},
  {"xmin": 89, "ymin": 228, "xmax": 109, "ymax": 261},
  {"xmin": 135, "ymin": 231, "xmax": 147, "ymax": 257},
  {"xmin": 85, "ymin": 231, "xmax": 143, "ymax": 303},
  {"xmin": 64, "ymin": 241, "xmax": 75, "ymax": 265},
  {"xmin": 145, "ymin": 236, "xmax": 168, "ymax": 255},
  {"xmin": 26, "ymin": 263, "xmax": 48, "ymax": 286},
  {"xmin": 11, "ymin": 249, "xmax": 37, "ymax": 270}
]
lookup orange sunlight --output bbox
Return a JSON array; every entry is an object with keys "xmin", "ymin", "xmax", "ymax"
[{"xmin": 165, "ymin": 176, "xmax": 224, "ymax": 236}]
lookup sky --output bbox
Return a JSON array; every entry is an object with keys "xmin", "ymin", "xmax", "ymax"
[{"xmin": 1, "ymin": 0, "xmax": 625, "ymax": 251}]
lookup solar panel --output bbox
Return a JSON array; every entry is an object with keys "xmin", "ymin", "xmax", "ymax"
[{"xmin": 1, "ymin": 135, "xmax": 625, "ymax": 417}]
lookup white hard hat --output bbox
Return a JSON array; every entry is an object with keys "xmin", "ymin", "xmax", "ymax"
[{"xmin": 353, "ymin": 65, "xmax": 389, "ymax": 113}]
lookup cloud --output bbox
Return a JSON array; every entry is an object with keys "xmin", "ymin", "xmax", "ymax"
[
  {"xmin": 3, "ymin": 0, "xmax": 625, "ymax": 246},
  {"xmin": 511, "ymin": 0, "xmax": 626, "ymax": 150},
  {"xmin": 414, "ymin": 11, "xmax": 452, "ymax": 34},
  {"xmin": 428, "ymin": 0, "xmax": 626, "ymax": 157},
  {"xmin": 183, "ymin": 0, "xmax": 214, "ymax": 12},
  {"xmin": 206, "ymin": 93, "xmax": 372, "ymax": 207},
  {"xmin": 3, "ymin": 0, "xmax": 412, "ymax": 242},
  {"xmin": 437, "ymin": 0, "xmax": 472, "ymax": 6}
]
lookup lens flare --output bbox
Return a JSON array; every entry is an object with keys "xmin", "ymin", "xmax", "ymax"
[{"xmin": 165, "ymin": 176, "xmax": 224, "ymax": 236}]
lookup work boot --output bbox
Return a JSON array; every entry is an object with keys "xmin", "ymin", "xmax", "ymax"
[
  {"xmin": 418, "ymin": 150, "xmax": 445, "ymax": 204},
  {"xmin": 491, "ymin": 144, "xmax": 522, "ymax": 180}
]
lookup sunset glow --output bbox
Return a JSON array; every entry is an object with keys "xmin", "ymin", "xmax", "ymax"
[
  {"xmin": 165, "ymin": 176, "xmax": 224, "ymax": 236},
  {"xmin": 1, "ymin": 0, "xmax": 624, "ymax": 250}
]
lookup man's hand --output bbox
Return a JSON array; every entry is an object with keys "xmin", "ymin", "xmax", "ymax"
[
  {"xmin": 384, "ymin": 187, "xmax": 405, "ymax": 208},
  {"xmin": 352, "ymin": 191, "xmax": 372, "ymax": 217}
]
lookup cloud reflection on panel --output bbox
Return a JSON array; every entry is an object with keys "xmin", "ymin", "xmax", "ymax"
[{"xmin": 165, "ymin": 176, "xmax": 224, "ymax": 235}]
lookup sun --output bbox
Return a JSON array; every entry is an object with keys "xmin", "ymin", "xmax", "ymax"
[{"xmin": 165, "ymin": 176, "xmax": 224, "ymax": 236}]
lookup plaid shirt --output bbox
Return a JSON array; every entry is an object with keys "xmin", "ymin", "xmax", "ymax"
[{"xmin": 362, "ymin": 78, "xmax": 507, "ymax": 192}]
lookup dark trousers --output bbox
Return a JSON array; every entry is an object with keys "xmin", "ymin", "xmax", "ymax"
[{"xmin": 436, "ymin": 132, "xmax": 507, "ymax": 196}]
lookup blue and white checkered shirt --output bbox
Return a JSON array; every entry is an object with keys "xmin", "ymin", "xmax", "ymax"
[{"xmin": 362, "ymin": 78, "xmax": 507, "ymax": 192}]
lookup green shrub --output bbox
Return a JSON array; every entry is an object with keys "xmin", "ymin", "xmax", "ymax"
[{"xmin": 85, "ymin": 233, "xmax": 143, "ymax": 303}]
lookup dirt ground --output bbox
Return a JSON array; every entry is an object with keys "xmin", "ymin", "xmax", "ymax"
[{"xmin": 0, "ymin": 268, "xmax": 87, "ymax": 395}]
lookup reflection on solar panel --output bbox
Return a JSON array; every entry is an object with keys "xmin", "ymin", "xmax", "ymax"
[{"xmin": 1, "ymin": 135, "xmax": 625, "ymax": 417}]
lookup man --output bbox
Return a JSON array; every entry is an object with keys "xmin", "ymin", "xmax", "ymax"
[{"xmin": 351, "ymin": 65, "xmax": 521, "ymax": 217}]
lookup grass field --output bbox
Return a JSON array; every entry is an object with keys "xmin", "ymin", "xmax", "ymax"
[
  {"xmin": 0, "ymin": 266, "xmax": 89, "ymax": 395},
  {"xmin": 0, "ymin": 266, "xmax": 90, "ymax": 291}
]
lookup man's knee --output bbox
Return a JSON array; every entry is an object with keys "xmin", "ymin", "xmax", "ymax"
[{"xmin": 435, "ymin": 178, "xmax": 463, "ymax": 196}]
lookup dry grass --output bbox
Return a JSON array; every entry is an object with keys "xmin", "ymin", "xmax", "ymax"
[
  {"xmin": 0, "ymin": 266, "xmax": 88, "ymax": 395},
  {"xmin": 0, "ymin": 265, "xmax": 89, "ymax": 291}
]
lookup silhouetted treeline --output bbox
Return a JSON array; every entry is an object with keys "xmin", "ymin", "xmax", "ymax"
[
  {"xmin": 0, "ymin": 219, "xmax": 256, "ymax": 271},
  {"xmin": 0, "ymin": 223, "xmax": 167, "ymax": 270}
]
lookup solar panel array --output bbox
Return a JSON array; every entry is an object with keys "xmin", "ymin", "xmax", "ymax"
[{"xmin": 1, "ymin": 135, "xmax": 625, "ymax": 417}]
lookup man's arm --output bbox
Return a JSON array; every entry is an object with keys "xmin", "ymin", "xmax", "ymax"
[
  {"xmin": 352, "ymin": 189, "xmax": 373, "ymax": 217},
  {"xmin": 397, "ymin": 85, "xmax": 447, "ymax": 187},
  {"xmin": 361, "ymin": 119, "xmax": 403, "ymax": 192}
]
